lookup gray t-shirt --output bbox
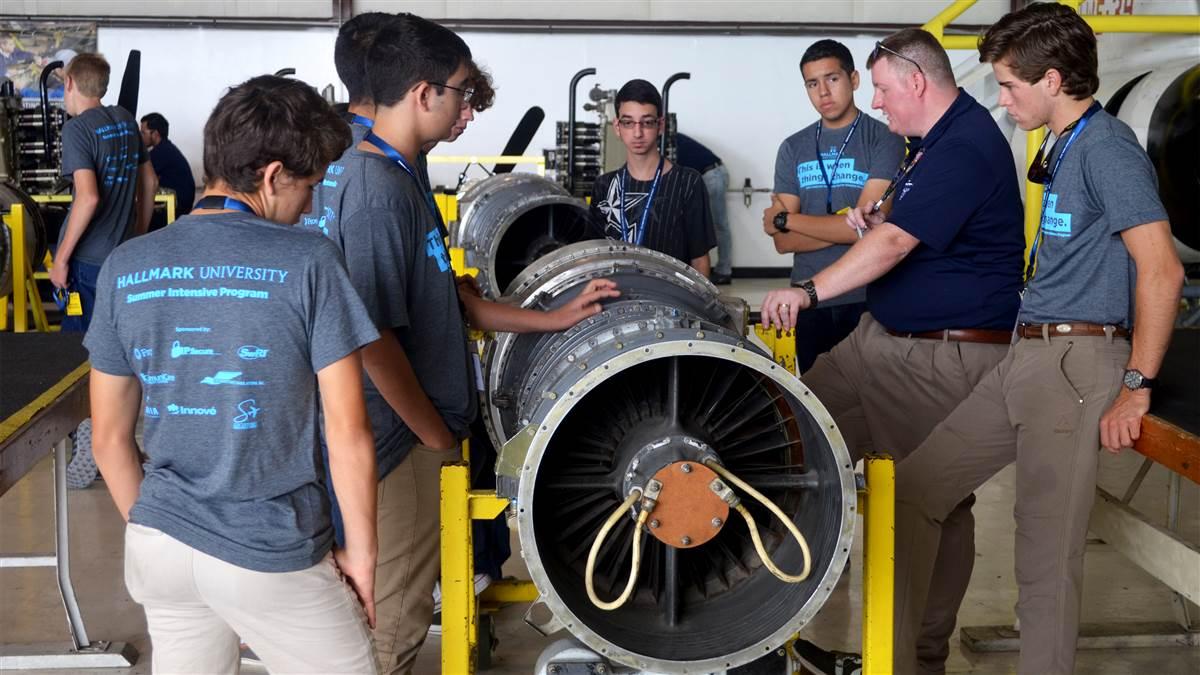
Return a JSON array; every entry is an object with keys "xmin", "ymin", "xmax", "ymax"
[
  {"xmin": 59, "ymin": 105, "xmax": 148, "ymax": 265},
  {"xmin": 83, "ymin": 212, "xmax": 379, "ymax": 572},
  {"xmin": 308, "ymin": 146, "xmax": 476, "ymax": 479},
  {"xmin": 1019, "ymin": 109, "xmax": 1168, "ymax": 328},
  {"xmin": 774, "ymin": 113, "xmax": 905, "ymax": 303}
]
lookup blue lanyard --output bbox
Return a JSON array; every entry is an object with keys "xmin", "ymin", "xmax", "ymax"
[
  {"xmin": 815, "ymin": 112, "xmax": 861, "ymax": 215},
  {"xmin": 620, "ymin": 157, "xmax": 664, "ymax": 246},
  {"xmin": 364, "ymin": 130, "xmax": 442, "ymax": 225},
  {"xmin": 195, "ymin": 195, "xmax": 256, "ymax": 215},
  {"xmin": 349, "ymin": 114, "xmax": 374, "ymax": 129},
  {"xmin": 1026, "ymin": 103, "xmax": 1101, "ymax": 284}
]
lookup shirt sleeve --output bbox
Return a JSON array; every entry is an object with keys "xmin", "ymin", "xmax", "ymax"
[
  {"xmin": 60, "ymin": 118, "xmax": 94, "ymax": 177},
  {"xmin": 304, "ymin": 238, "xmax": 381, "ymax": 373},
  {"xmin": 339, "ymin": 205, "xmax": 416, "ymax": 330},
  {"xmin": 686, "ymin": 172, "xmax": 717, "ymax": 260},
  {"xmin": 773, "ymin": 139, "xmax": 799, "ymax": 196},
  {"xmin": 868, "ymin": 126, "xmax": 907, "ymax": 181},
  {"xmin": 887, "ymin": 140, "xmax": 993, "ymax": 252},
  {"xmin": 1081, "ymin": 134, "xmax": 1169, "ymax": 235},
  {"xmin": 83, "ymin": 257, "xmax": 134, "ymax": 376}
]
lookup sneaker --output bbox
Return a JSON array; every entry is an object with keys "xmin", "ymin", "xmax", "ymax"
[
  {"xmin": 710, "ymin": 271, "xmax": 732, "ymax": 285},
  {"xmin": 429, "ymin": 574, "xmax": 491, "ymax": 636}
]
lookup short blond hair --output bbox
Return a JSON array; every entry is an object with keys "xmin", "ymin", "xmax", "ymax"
[{"xmin": 65, "ymin": 53, "xmax": 110, "ymax": 98}]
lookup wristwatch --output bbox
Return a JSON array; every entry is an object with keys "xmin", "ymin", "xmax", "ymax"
[
  {"xmin": 773, "ymin": 211, "xmax": 789, "ymax": 232},
  {"xmin": 797, "ymin": 279, "xmax": 819, "ymax": 309},
  {"xmin": 1122, "ymin": 369, "xmax": 1156, "ymax": 391}
]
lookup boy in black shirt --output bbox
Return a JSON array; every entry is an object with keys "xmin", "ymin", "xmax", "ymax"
[{"xmin": 587, "ymin": 79, "xmax": 715, "ymax": 273}]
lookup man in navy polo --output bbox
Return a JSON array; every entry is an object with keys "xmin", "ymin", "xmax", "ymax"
[{"xmin": 760, "ymin": 28, "xmax": 1024, "ymax": 674}]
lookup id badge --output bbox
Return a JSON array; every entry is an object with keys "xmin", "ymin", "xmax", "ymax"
[{"xmin": 66, "ymin": 291, "xmax": 83, "ymax": 316}]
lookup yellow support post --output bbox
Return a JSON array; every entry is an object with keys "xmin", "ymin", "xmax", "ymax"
[
  {"xmin": 754, "ymin": 325, "xmax": 798, "ymax": 375},
  {"xmin": 922, "ymin": 0, "xmax": 978, "ymax": 40},
  {"xmin": 1085, "ymin": 15, "xmax": 1200, "ymax": 34},
  {"xmin": 9, "ymin": 204, "xmax": 28, "ymax": 333},
  {"xmin": 440, "ymin": 462, "xmax": 477, "ymax": 675},
  {"xmin": 862, "ymin": 455, "xmax": 895, "ymax": 674}
]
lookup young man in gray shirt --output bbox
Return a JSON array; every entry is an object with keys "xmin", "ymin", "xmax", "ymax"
[
  {"xmin": 892, "ymin": 6, "xmax": 1184, "ymax": 673},
  {"xmin": 85, "ymin": 75, "xmax": 381, "ymax": 673},
  {"xmin": 764, "ymin": 39, "xmax": 906, "ymax": 373},
  {"xmin": 312, "ymin": 16, "xmax": 616, "ymax": 674},
  {"xmin": 51, "ymin": 53, "xmax": 157, "ymax": 332}
]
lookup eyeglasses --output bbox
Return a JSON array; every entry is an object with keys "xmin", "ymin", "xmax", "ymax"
[
  {"xmin": 872, "ymin": 41, "xmax": 925, "ymax": 77},
  {"xmin": 1025, "ymin": 117, "xmax": 1083, "ymax": 184},
  {"xmin": 430, "ymin": 82, "xmax": 475, "ymax": 107},
  {"xmin": 616, "ymin": 118, "xmax": 661, "ymax": 130}
]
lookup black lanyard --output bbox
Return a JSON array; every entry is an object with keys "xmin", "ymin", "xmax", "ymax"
[
  {"xmin": 815, "ymin": 112, "xmax": 861, "ymax": 214},
  {"xmin": 363, "ymin": 130, "xmax": 443, "ymax": 225},
  {"xmin": 620, "ymin": 157, "xmax": 664, "ymax": 246},
  {"xmin": 195, "ymin": 195, "xmax": 256, "ymax": 214}
]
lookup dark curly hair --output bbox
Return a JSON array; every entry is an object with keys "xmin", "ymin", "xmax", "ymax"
[{"xmin": 203, "ymin": 75, "xmax": 351, "ymax": 192}]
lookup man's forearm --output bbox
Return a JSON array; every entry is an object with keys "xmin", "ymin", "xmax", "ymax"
[
  {"xmin": 56, "ymin": 197, "xmax": 100, "ymax": 264},
  {"xmin": 1127, "ymin": 267, "xmax": 1184, "ymax": 378},
  {"xmin": 773, "ymin": 231, "xmax": 833, "ymax": 253},
  {"xmin": 92, "ymin": 437, "xmax": 144, "ymax": 521},
  {"xmin": 786, "ymin": 212, "xmax": 859, "ymax": 245},
  {"xmin": 360, "ymin": 332, "xmax": 454, "ymax": 448},
  {"xmin": 463, "ymin": 295, "xmax": 555, "ymax": 333},
  {"xmin": 325, "ymin": 418, "xmax": 378, "ymax": 555},
  {"xmin": 811, "ymin": 223, "xmax": 915, "ymax": 302}
]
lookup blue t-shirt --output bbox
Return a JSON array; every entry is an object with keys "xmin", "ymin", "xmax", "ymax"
[
  {"xmin": 83, "ymin": 213, "xmax": 379, "ymax": 572},
  {"xmin": 867, "ymin": 90, "xmax": 1025, "ymax": 332},
  {"xmin": 775, "ymin": 113, "xmax": 906, "ymax": 304},
  {"xmin": 674, "ymin": 134, "xmax": 721, "ymax": 173},
  {"xmin": 148, "ymin": 138, "xmax": 195, "ymax": 215}
]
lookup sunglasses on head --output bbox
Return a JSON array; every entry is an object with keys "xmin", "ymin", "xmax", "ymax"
[{"xmin": 872, "ymin": 41, "xmax": 925, "ymax": 77}]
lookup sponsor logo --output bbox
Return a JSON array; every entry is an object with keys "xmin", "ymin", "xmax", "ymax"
[
  {"xmin": 139, "ymin": 372, "xmax": 176, "ymax": 385},
  {"xmin": 233, "ymin": 399, "xmax": 260, "ymax": 430},
  {"xmin": 200, "ymin": 371, "xmax": 265, "ymax": 387},
  {"xmin": 237, "ymin": 345, "xmax": 269, "ymax": 361},
  {"xmin": 144, "ymin": 405, "xmax": 160, "ymax": 418},
  {"xmin": 165, "ymin": 403, "xmax": 218, "ymax": 417},
  {"xmin": 170, "ymin": 340, "xmax": 218, "ymax": 358},
  {"xmin": 133, "ymin": 347, "xmax": 153, "ymax": 360},
  {"xmin": 175, "ymin": 326, "xmax": 211, "ymax": 333}
]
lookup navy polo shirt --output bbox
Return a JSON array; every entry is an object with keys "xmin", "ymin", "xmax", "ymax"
[{"xmin": 867, "ymin": 90, "xmax": 1024, "ymax": 333}]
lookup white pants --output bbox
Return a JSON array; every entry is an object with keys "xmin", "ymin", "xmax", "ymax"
[{"xmin": 124, "ymin": 523, "xmax": 377, "ymax": 674}]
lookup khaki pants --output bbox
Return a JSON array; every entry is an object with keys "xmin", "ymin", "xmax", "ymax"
[
  {"xmin": 373, "ymin": 442, "xmax": 460, "ymax": 675},
  {"xmin": 894, "ymin": 334, "xmax": 1129, "ymax": 675},
  {"xmin": 124, "ymin": 523, "xmax": 377, "ymax": 674},
  {"xmin": 802, "ymin": 314, "xmax": 1008, "ymax": 673}
]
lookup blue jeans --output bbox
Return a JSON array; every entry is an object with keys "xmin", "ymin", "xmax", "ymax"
[
  {"xmin": 701, "ymin": 164, "xmax": 732, "ymax": 276},
  {"xmin": 59, "ymin": 259, "xmax": 102, "ymax": 333},
  {"xmin": 795, "ymin": 302, "xmax": 867, "ymax": 375}
]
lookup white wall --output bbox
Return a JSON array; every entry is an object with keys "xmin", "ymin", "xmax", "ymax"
[{"xmin": 98, "ymin": 26, "xmax": 979, "ymax": 268}]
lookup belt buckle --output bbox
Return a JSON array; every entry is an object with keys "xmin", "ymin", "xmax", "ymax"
[{"xmin": 1054, "ymin": 323, "xmax": 1073, "ymax": 334}]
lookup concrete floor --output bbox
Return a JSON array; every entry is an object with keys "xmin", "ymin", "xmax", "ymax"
[{"xmin": 2, "ymin": 278, "xmax": 1198, "ymax": 674}]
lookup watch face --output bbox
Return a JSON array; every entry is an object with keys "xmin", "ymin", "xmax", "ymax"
[
  {"xmin": 1123, "ymin": 370, "xmax": 1143, "ymax": 390},
  {"xmin": 774, "ymin": 212, "xmax": 788, "ymax": 229}
]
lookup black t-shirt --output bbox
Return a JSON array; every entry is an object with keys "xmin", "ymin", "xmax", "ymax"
[
  {"xmin": 148, "ymin": 138, "xmax": 195, "ymax": 224},
  {"xmin": 587, "ymin": 164, "xmax": 716, "ymax": 265}
]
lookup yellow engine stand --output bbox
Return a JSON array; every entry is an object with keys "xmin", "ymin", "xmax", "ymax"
[{"xmin": 438, "ymin": 455, "xmax": 896, "ymax": 675}]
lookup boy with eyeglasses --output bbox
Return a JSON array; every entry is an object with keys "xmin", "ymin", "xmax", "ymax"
[
  {"xmin": 312, "ymin": 15, "xmax": 616, "ymax": 673},
  {"xmin": 762, "ymin": 39, "xmax": 906, "ymax": 373},
  {"xmin": 587, "ymin": 79, "xmax": 715, "ymax": 274},
  {"xmin": 891, "ymin": 6, "xmax": 1183, "ymax": 673}
]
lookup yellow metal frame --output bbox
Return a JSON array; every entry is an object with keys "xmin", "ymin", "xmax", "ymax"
[
  {"xmin": 426, "ymin": 154, "xmax": 547, "ymax": 178},
  {"xmin": 1, "ymin": 204, "xmax": 49, "ymax": 332}
]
